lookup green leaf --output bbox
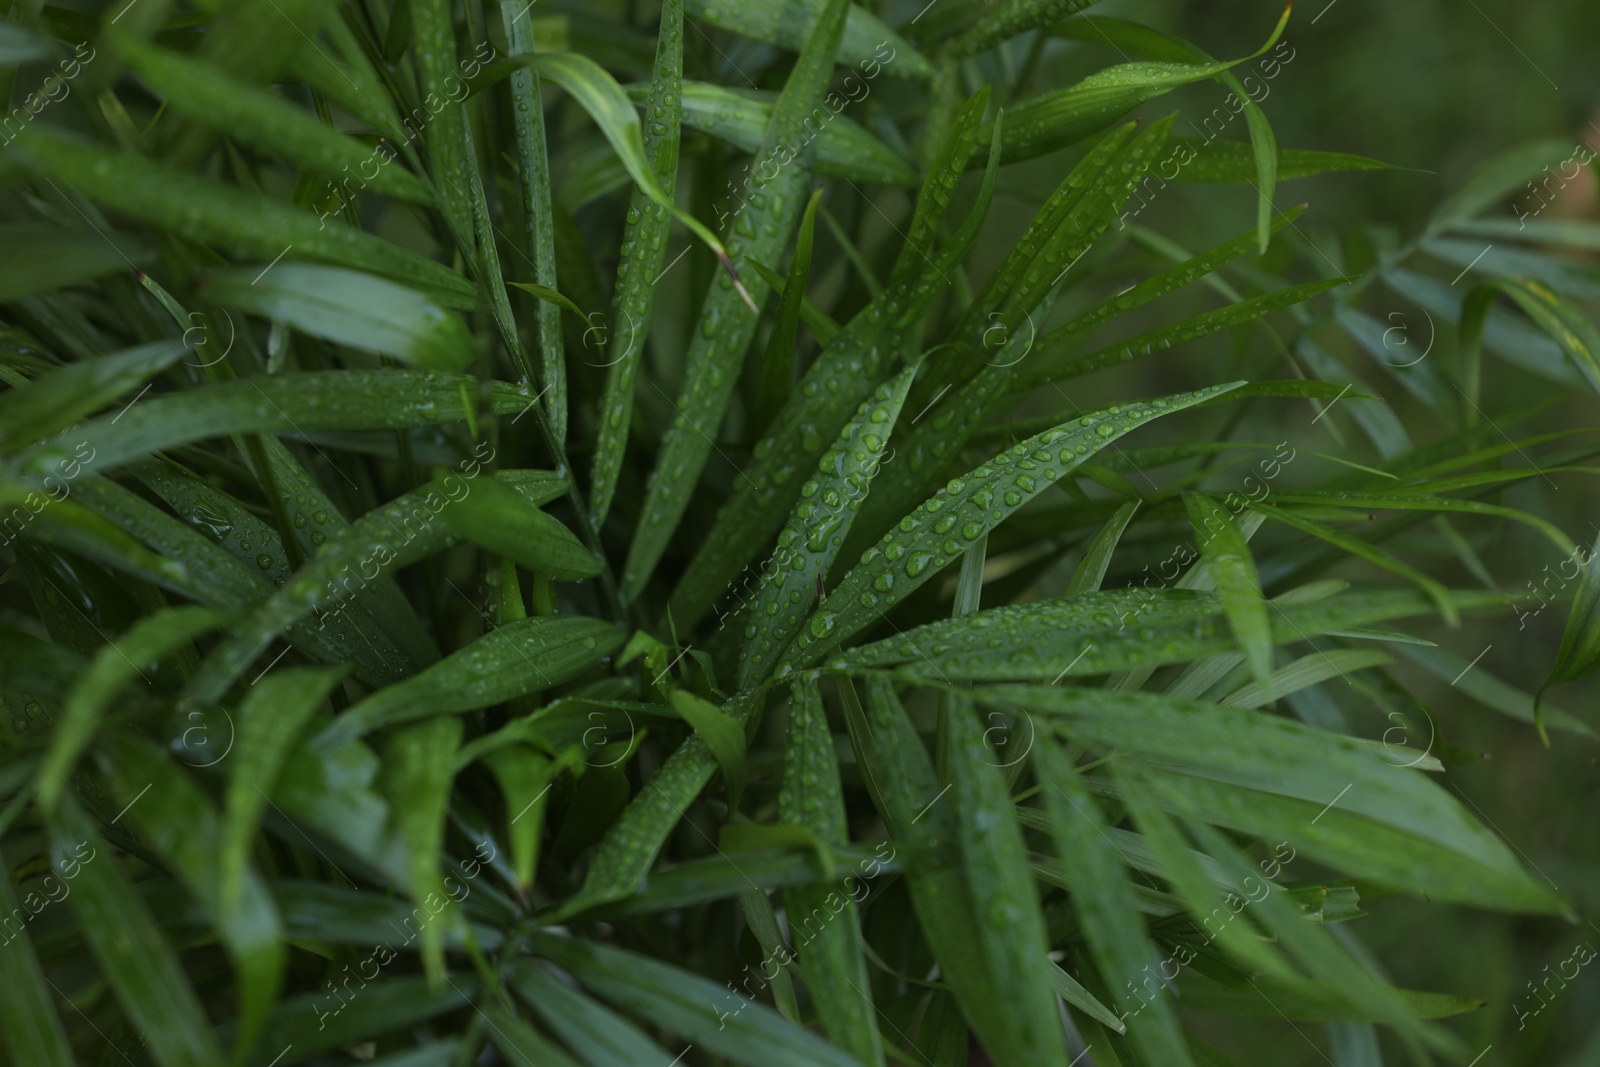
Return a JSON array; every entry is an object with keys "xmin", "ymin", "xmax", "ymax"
[
  {"xmin": 753, "ymin": 188, "xmax": 824, "ymax": 436},
  {"xmin": 9, "ymin": 127, "xmax": 473, "ymax": 304},
  {"xmin": 788, "ymin": 382, "xmax": 1243, "ymax": 668},
  {"xmin": 684, "ymin": 0, "xmax": 930, "ymax": 78},
  {"xmin": 437, "ymin": 474, "xmax": 601, "ymax": 580},
  {"xmin": 943, "ymin": 694, "xmax": 1071, "ymax": 1067},
  {"xmin": 1162, "ymin": 139, "xmax": 1402, "ymax": 183},
  {"xmin": 50, "ymin": 795, "xmax": 228, "ymax": 1067},
  {"xmin": 1249, "ymin": 501, "xmax": 1458, "ymax": 625},
  {"xmin": 380, "ymin": 716, "xmax": 463, "ymax": 984},
  {"xmin": 37, "ymin": 605, "xmax": 227, "ymax": 811},
  {"xmin": 1539, "ymin": 534, "xmax": 1600, "ymax": 738},
  {"xmin": 204, "ymin": 264, "xmax": 473, "ymax": 372},
  {"xmin": 115, "ymin": 33, "xmax": 432, "ymax": 205},
  {"xmin": 665, "ymin": 81, "xmax": 918, "ymax": 185},
  {"xmin": 5, "ymin": 371, "xmax": 527, "ymax": 483},
  {"xmin": 1177, "ymin": 972, "xmax": 1483, "ymax": 1021},
  {"xmin": 665, "ymin": 88, "xmax": 997, "ymax": 631},
  {"xmin": 1046, "ymin": 960, "xmax": 1126, "ymax": 1035},
  {"xmin": 483, "ymin": 744, "xmax": 555, "ymax": 889},
  {"xmin": 591, "ymin": 0, "xmax": 684, "ymax": 526},
  {"xmin": 1183, "ymin": 493, "xmax": 1273, "ymax": 700},
  {"xmin": 528, "ymin": 52, "xmax": 739, "ymax": 287},
  {"xmin": 317, "ymin": 615, "xmax": 625, "ymax": 745},
  {"xmin": 527, "ymin": 932, "xmax": 863, "ymax": 1067},
  {"xmin": 993, "ymin": 5, "xmax": 1289, "ymax": 163},
  {"xmin": 1035, "ymin": 735, "xmax": 1195, "ymax": 1065},
  {"xmin": 221, "ymin": 667, "xmax": 348, "ymax": 913},
  {"xmin": 992, "ymin": 687, "xmax": 1566, "ymax": 914},
  {"xmin": 95, "ymin": 731, "xmax": 286, "ymax": 1057},
  {"xmin": 1460, "ymin": 277, "xmax": 1600, "ymax": 400},
  {"xmin": 0, "ymin": 223, "xmax": 154, "ymax": 302},
  {"xmin": 500, "ymin": 0, "xmax": 567, "ymax": 434},
  {"xmin": 739, "ymin": 366, "xmax": 916, "ymax": 688},
  {"xmin": 1017, "ymin": 279, "xmax": 1346, "ymax": 388},
  {"xmin": 0, "ymin": 841, "xmax": 75, "ymax": 1067},
  {"xmin": 1066, "ymin": 501, "xmax": 1141, "ymax": 596},
  {"xmin": 780, "ymin": 675, "xmax": 884, "ymax": 1065},
  {"xmin": 621, "ymin": 0, "xmax": 851, "ymax": 599},
  {"xmin": 951, "ymin": 0, "xmax": 1101, "ymax": 57},
  {"xmin": 0, "ymin": 340, "xmax": 186, "ymax": 454},
  {"xmin": 512, "ymin": 961, "xmax": 676, "ymax": 1065},
  {"xmin": 669, "ymin": 689, "xmax": 748, "ymax": 808},
  {"xmin": 484, "ymin": 1006, "xmax": 585, "ymax": 1067}
]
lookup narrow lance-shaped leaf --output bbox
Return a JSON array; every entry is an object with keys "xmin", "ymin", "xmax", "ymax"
[
  {"xmin": 221, "ymin": 667, "xmax": 348, "ymax": 913},
  {"xmin": 410, "ymin": 0, "xmax": 475, "ymax": 247},
  {"xmin": 484, "ymin": 745, "xmax": 555, "ymax": 889},
  {"xmin": 858, "ymin": 118, "xmax": 1166, "ymax": 549},
  {"xmin": 1183, "ymin": 492, "xmax": 1274, "ymax": 701},
  {"xmin": 950, "ymin": 0, "xmax": 1101, "ymax": 58},
  {"xmin": 204, "ymin": 264, "xmax": 473, "ymax": 372},
  {"xmin": 621, "ymin": 0, "xmax": 850, "ymax": 599},
  {"xmin": 829, "ymin": 587, "xmax": 1500, "ymax": 683},
  {"xmin": 381, "ymin": 716, "xmax": 464, "ymax": 985},
  {"xmin": 4, "ymin": 371, "xmax": 528, "ymax": 485},
  {"xmin": 436, "ymin": 474, "xmax": 602, "ymax": 580},
  {"xmin": 527, "ymin": 932, "xmax": 864, "ymax": 1067},
  {"xmin": 114, "ymin": 32, "xmax": 432, "ymax": 204},
  {"xmin": 512, "ymin": 961, "xmax": 677, "ymax": 1064},
  {"xmin": 528, "ymin": 52, "xmax": 745, "ymax": 295},
  {"xmin": 664, "ymin": 81, "xmax": 918, "ymax": 186},
  {"xmin": 666, "ymin": 91, "xmax": 1001, "ymax": 628},
  {"xmin": 1050, "ymin": 15, "xmax": 1284, "ymax": 250},
  {"xmin": 780, "ymin": 675, "xmax": 885, "ymax": 1066},
  {"xmin": 501, "ymin": 0, "xmax": 568, "ymax": 434},
  {"xmin": 49, "ymin": 796, "xmax": 228, "ymax": 1067},
  {"xmin": 1460, "ymin": 277, "xmax": 1600, "ymax": 406},
  {"xmin": 178, "ymin": 469, "xmax": 567, "ymax": 704},
  {"xmin": 1016, "ymin": 278, "xmax": 1346, "ymax": 389},
  {"xmin": 317, "ymin": 615, "xmax": 625, "ymax": 746},
  {"xmin": 753, "ymin": 187, "xmax": 824, "ymax": 435},
  {"xmin": 1160, "ymin": 139, "xmax": 1401, "ymax": 183},
  {"xmin": 0, "ymin": 340, "xmax": 186, "ymax": 455},
  {"xmin": 1249, "ymin": 501, "xmax": 1458, "ymax": 625},
  {"xmin": 993, "ymin": 6, "xmax": 1290, "ymax": 163},
  {"xmin": 739, "ymin": 366, "xmax": 916, "ymax": 688},
  {"xmin": 670, "ymin": 689, "xmax": 749, "ymax": 807},
  {"xmin": 8, "ymin": 127, "xmax": 474, "ymax": 305},
  {"xmin": 684, "ymin": 0, "xmax": 931, "ymax": 78},
  {"xmin": 0, "ymin": 841, "xmax": 75, "ymax": 1067},
  {"xmin": 855, "ymin": 675, "xmax": 1056, "ymax": 1067},
  {"xmin": 36, "ymin": 606, "xmax": 227, "ymax": 812},
  {"xmin": 786, "ymin": 383, "xmax": 1244, "ymax": 669},
  {"xmin": 96, "ymin": 732, "xmax": 286, "ymax": 1058},
  {"xmin": 1034, "ymin": 736, "xmax": 1196, "ymax": 1066},
  {"xmin": 1066, "ymin": 500, "xmax": 1141, "ymax": 596},
  {"xmin": 943, "ymin": 693, "xmax": 1072, "ymax": 1067},
  {"xmin": 592, "ymin": 0, "xmax": 684, "ymax": 526},
  {"xmin": 557, "ymin": 686, "xmax": 759, "ymax": 917},
  {"xmin": 1538, "ymin": 532, "xmax": 1600, "ymax": 741}
]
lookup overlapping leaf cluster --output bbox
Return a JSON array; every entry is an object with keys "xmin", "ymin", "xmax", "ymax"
[{"xmin": 1, "ymin": 2, "xmax": 1597, "ymax": 1066}]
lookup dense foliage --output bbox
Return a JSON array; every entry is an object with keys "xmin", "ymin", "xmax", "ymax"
[{"xmin": 1, "ymin": 1, "xmax": 1598, "ymax": 1065}]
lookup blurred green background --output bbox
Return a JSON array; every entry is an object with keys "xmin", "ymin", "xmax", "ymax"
[{"xmin": 1020, "ymin": 2, "xmax": 1600, "ymax": 1063}]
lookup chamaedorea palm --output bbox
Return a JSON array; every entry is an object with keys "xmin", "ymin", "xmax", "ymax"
[{"xmin": 0, "ymin": 2, "xmax": 1593, "ymax": 1067}]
